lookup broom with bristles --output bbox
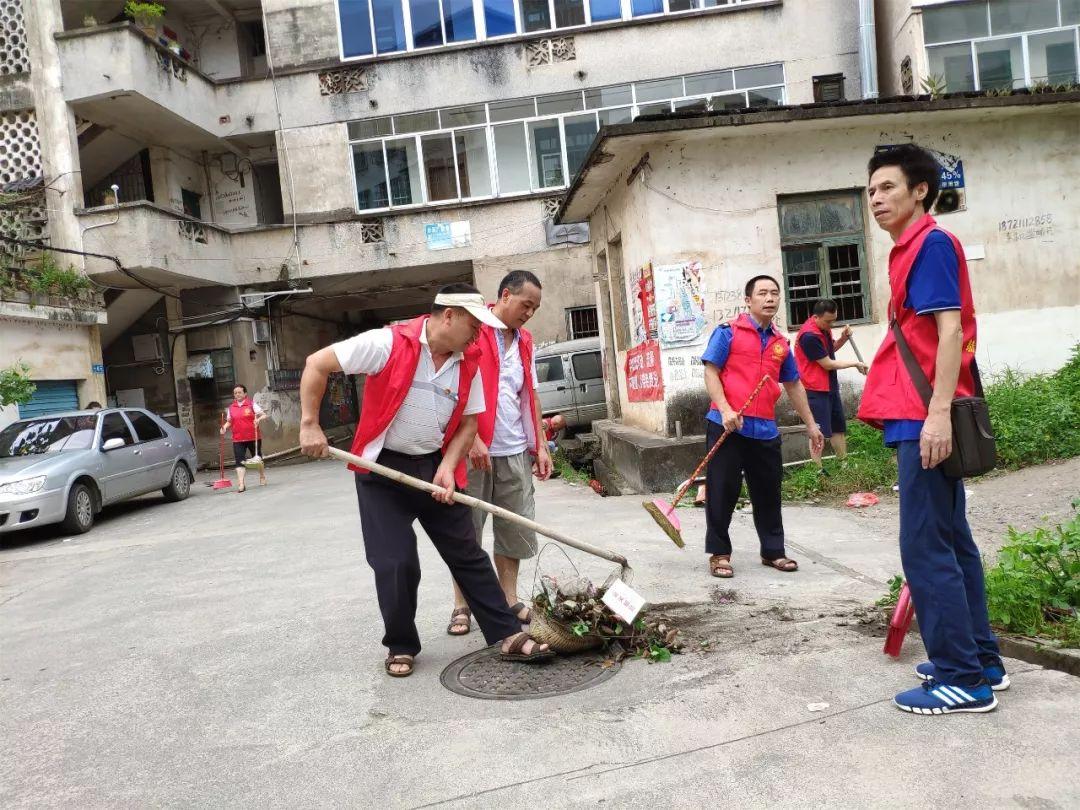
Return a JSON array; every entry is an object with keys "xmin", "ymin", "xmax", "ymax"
[{"xmin": 643, "ymin": 375, "xmax": 771, "ymax": 548}]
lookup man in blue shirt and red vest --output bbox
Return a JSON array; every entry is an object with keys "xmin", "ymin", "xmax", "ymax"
[
  {"xmin": 860, "ymin": 144, "xmax": 1005, "ymax": 715},
  {"xmin": 298, "ymin": 284, "xmax": 553, "ymax": 678},
  {"xmin": 701, "ymin": 275, "xmax": 825, "ymax": 579},
  {"xmin": 794, "ymin": 299, "xmax": 868, "ymax": 467}
]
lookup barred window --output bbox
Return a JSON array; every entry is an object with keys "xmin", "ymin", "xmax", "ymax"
[
  {"xmin": 567, "ymin": 305, "xmax": 599, "ymax": 339},
  {"xmin": 777, "ymin": 192, "xmax": 870, "ymax": 327}
]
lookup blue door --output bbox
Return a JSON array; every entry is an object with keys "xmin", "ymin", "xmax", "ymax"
[{"xmin": 17, "ymin": 380, "xmax": 80, "ymax": 418}]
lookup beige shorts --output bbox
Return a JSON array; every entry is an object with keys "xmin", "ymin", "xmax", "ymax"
[{"xmin": 466, "ymin": 451, "xmax": 537, "ymax": 560}]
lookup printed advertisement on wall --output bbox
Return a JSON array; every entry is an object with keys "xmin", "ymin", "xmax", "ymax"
[
  {"xmin": 630, "ymin": 264, "xmax": 658, "ymax": 347},
  {"xmin": 625, "ymin": 340, "xmax": 664, "ymax": 402},
  {"xmin": 655, "ymin": 261, "xmax": 708, "ymax": 349}
]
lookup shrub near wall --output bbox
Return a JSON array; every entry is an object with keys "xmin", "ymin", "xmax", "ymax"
[
  {"xmin": 781, "ymin": 344, "xmax": 1080, "ymax": 501},
  {"xmin": 986, "ymin": 346, "xmax": 1080, "ymax": 468}
]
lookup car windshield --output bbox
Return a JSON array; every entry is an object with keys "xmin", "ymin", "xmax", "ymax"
[{"xmin": 0, "ymin": 416, "xmax": 98, "ymax": 457}]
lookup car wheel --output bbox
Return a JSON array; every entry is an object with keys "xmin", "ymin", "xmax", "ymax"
[
  {"xmin": 162, "ymin": 463, "xmax": 191, "ymax": 502},
  {"xmin": 60, "ymin": 483, "xmax": 95, "ymax": 535}
]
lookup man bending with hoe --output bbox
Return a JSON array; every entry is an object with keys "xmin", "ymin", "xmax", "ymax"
[{"xmin": 299, "ymin": 284, "xmax": 552, "ymax": 677}]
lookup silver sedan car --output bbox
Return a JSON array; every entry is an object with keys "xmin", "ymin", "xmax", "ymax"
[{"xmin": 0, "ymin": 408, "xmax": 197, "ymax": 536}]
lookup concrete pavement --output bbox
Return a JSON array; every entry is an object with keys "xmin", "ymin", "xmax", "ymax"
[{"xmin": 1, "ymin": 460, "xmax": 1077, "ymax": 808}]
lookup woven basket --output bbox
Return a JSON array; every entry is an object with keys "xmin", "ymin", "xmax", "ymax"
[{"xmin": 529, "ymin": 612, "xmax": 603, "ymax": 653}]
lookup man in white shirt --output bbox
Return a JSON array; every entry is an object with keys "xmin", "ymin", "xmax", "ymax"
[
  {"xmin": 447, "ymin": 271, "xmax": 552, "ymax": 636},
  {"xmin": 299, "ymin": 284, "xmax": 553, "ymax": 678}
]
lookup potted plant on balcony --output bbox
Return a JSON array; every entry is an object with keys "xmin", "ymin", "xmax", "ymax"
[{"xmin": 124, "ymin": 1, "xmax": 166, "ymax": 39}]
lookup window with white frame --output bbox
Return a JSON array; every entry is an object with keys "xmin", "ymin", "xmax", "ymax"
[
  {"xmin": 336, "ymin": 0, "xmax": 767, "ymax": 58},
  {"xmin": 777, "ymin": 193, "xmax": 871, "ymax": 327},
  {"xmin": 567, "ymin": 305, "xmax": 600, "ymax": 338},
  {"xmin": 348, "ymin": 64, "xmax": 785, "ymax": 212},
  {"xmin": 923, "ymin": 0, "xmax": 1080, "ymax": 92}
]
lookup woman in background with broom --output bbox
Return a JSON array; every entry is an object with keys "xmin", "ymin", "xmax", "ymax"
[{"xmin": 221, "ymin": 384, "xmax": 267, "ymax": 492}]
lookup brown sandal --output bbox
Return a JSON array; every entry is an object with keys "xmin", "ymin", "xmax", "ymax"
[
  {"xmin": 761, "ymin": 557, "xmax": 799, "ymax": 572},
  {"xmin": 509, "ymin": 601, "xmax": 533, "ymax": 624},
  {"xmin": 447, "ymin": 607, "xmax": 471, "ymax": 636},
  {"xmin": 709, "ymin": 554, "xmax": 734, "ymax": 578},
  {"xmin": 500, "ymin": 632, "xmax": 554, "ymax": 663},
  {"xmin": 385, "ymin": 654, "xmax": 415, "ymax": 677}
]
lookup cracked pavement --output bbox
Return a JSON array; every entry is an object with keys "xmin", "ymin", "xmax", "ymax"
[{"xmin": 2, "ymin": 458, "xmax": 1078, "ymax": 808}]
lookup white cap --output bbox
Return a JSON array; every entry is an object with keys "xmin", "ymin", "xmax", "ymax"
[{"xmin": 434, "ymin": 292, "xmax": 507, "ymax": 329}]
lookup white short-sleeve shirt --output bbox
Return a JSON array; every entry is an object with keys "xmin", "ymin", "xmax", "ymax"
[
  {"xmin": 488, "ymin": 330, "xmax": 540, "ymax": 457},
  {"xmin": 332, "ymin": 319, "xmax": 484, "ymax": 459}
]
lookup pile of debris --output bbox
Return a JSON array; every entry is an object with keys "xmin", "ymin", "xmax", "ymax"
[{"xmin": 530, "ymin": 574, "xmax": 683, "ymax": 662}]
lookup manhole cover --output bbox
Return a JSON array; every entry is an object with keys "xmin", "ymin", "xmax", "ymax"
[{"xmin": 440, "ymin": 646, "xmax": 620, "ymax": 700}]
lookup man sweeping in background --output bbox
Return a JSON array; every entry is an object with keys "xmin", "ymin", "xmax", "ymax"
[
  {"xmin": 793, "ymin": 299, "xmax": 868, "ymax": 467},
  {"xmin": 299, "ymin": 284, "xmax": 552, "ymax": 678},
  {"xmin": 447, "ymin": 270, "xmax": 553, "ymax": 637}
]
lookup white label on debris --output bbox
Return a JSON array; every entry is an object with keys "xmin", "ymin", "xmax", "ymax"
[{"xmin": 603, "ymin": 580, "xmax": 647, "ymax": 624}]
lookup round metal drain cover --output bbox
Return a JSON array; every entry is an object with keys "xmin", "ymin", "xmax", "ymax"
[{"xmin": 441, "ymin": 646, "xmax": 620, "ymax": 700}]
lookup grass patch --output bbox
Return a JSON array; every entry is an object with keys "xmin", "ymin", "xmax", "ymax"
[
  {"xmin": 983, "ymin": 502, "xmax": 1080, "ymax": 647},
  {"xmin": 985, "ymin": 345, "xmax": 1080, "ymax": 468},
  {"xmin": 552, "ymin": 449, "xmax": 591, "ymax": 486},
  {"xmin": 782, "ymin": 345, "xmax": 1080, "ymax": 501},
  {"xmin": 873, "ymin": 504, "xmax": 1080, "ymax": 647},
  {"xmin": 781, "ymin": 420, "xmax": 897, "ymax": 502}
]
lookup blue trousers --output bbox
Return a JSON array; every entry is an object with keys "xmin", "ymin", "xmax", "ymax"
[{"xmin": 897, "ymin": 441, "xmax": 1002, "ymax": 686}]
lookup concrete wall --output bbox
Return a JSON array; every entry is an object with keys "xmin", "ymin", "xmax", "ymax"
[
  {"xmin": 263, "ymin": 0, "xmax": 339, "ymax": 69},
  {"xmin": 0, "ymin": 314, "xmax": 105, "ymax": 428},
  {"xmin": 473, "ymin": 244, "xmax": 595, "ymax": 345},
  {"xmin": 876, "ymin": 0, "xmax": 925, "ymax": 97},
  {"xmin": 149, "ymin": 147, "xmax": 209, "ymax": 216},
  {"xmin": 193, "ymin": 19, "xmax": 243, "ymax": 80},
  {"xmin": 588, "ymin": 102, "xmax": 1080, "ymax": 436}
]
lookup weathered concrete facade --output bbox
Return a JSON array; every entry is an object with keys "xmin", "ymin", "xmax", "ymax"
[
  {"xmin": 0, "ymin": 0, "xmax": 105, "ymax": 429},
  {"xmin": 6, "ymin": 0, "xmax": 871, "ymax": 449},
  {"xmin": 561, "ymin": 96, "xmax": 1080, "ymax": 447}
]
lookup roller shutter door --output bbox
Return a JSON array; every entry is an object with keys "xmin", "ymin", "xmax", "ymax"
[{"xmin": 16, "ymin": 380, "xmax": 80, "ymax": 418}]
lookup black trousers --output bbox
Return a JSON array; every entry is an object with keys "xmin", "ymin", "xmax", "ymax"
[
  {"xmin": 354, "ymin": 449, "xmax": 522, "ymax": 656},
  {"xmin": 704, "ymin": 422, "xmax": 786, "ymax": 560}
]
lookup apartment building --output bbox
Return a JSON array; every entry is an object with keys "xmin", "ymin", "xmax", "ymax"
[
  {"xmin": 552, "ymin": 0, "xmax": 1079, "ymax": 489},
  {"xmin": 1, "ymin": 0, "xmax": 867, "ymax": 453}
]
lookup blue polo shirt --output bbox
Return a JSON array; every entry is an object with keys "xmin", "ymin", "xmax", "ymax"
[
  {"xmin": 701, "ymin": 319, "xmax": 799, "ymax": 440},
  {"xmin": 883, "ymin": 230, "xmax": 961, "ymax": 446}
]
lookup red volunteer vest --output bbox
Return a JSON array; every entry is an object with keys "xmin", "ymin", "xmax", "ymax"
[
  {"xmin": 227, "ymin": 399, "xmax": 257, "ymax": 442},
  {"xmin": 710, "ymin": 314, "xmax": 789, "ymax": 420},
  {"xmin": 794, "ymin": 317, "xmax": 833, "ymax": 393},
  {"xmin": 476, "ymin": 321, "xmax": 540, "ymax": 454},
  {"xmin": 348, "ymin": 316, "xmax": 479, "ymax": 488},
  {"xmin": 857, "ymin": 215, "xmax": 978, "ymax": 428}
]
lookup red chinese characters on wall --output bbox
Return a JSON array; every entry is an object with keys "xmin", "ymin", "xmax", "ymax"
[{"xmin": 625, "ymin": 340, "xmax": 664, "ymax": 402}]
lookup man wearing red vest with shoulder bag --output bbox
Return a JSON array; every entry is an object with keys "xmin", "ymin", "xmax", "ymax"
[
  {"xmin": 860, "ymin": 144, "xmax": 1004, "ymax": 715},
  {"xmin": 793, "ymin": 299, "xmax": 868, "ymax": 467},
  {"xmin": 447, "ymin": 271, "xmax": 552, "ymax": 637},
  {"xmin": 299, "ymin": 284, "xmax": 552, "ymax": 678},
  {"xmin": 701, "ymin": 275, "xmax": 825, "ymax": 579}
]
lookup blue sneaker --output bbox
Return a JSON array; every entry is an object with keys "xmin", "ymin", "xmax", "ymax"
[
  {"xmin": 894, "ymin": 679, "xmax": 998, "ymax": 715},
  {"xmin": 915, "ymin": 662, "xmax": 1010, "ymax": 691}
]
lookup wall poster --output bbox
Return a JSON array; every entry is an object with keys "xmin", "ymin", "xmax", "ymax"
[
  {"xmin": 655, "ymin": 260, "xmax": 708, "ymax": 348},
  {"xmin": 625, "ymin": 340, "xmax": 664, "ymax": 402}
]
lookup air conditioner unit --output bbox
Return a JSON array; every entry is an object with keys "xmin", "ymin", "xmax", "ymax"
[
  {"xmin": 252, "ymin": 319, "xmax": 271, "ymax": 344},
  {"xmin": 132, "ymin": 333, "xmax": 162, "ymax": 362}
]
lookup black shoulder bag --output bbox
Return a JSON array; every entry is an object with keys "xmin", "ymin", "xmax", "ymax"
[{"xmin": 891, "ymin": 320, "xmax": 997, "ymax": 479}]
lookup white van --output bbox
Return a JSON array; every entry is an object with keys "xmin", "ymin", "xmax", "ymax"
[{"xmin": 534, "ymin": 337, "xmax": 607, "ymax": 429}]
